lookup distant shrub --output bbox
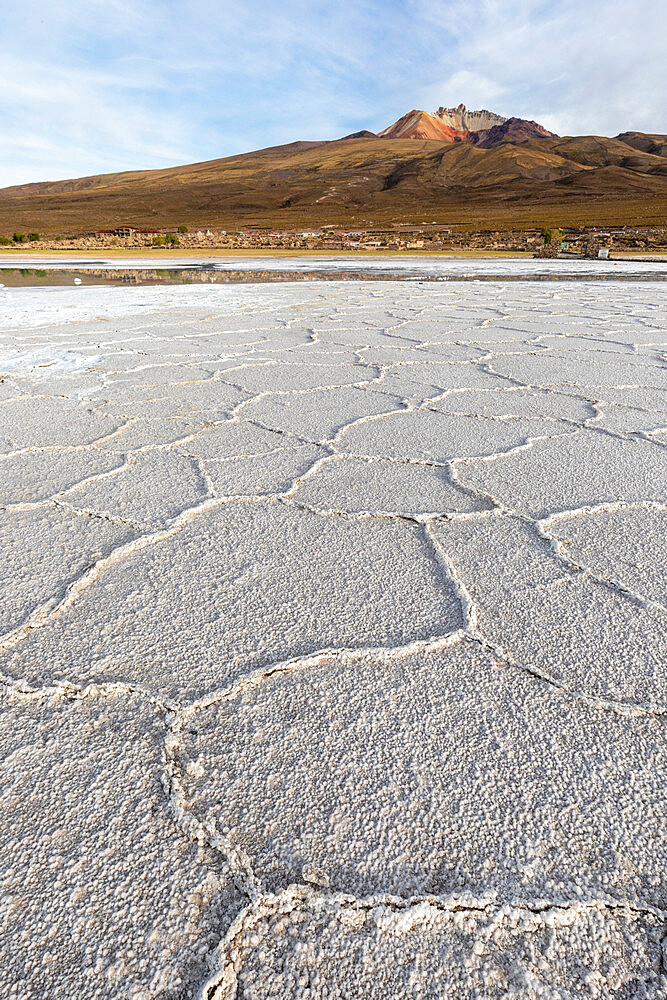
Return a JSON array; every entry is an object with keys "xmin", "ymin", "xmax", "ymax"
[
  {"xmin": 177, "ymin": 225, "xmax": 188, "ymax": 233},
  {"xmin": 540, "ymin": 227, "xmax": 554, "ymax": 243},
  {"xmin": 27, "ymin": 232, "xmax": 40, "ymax": 241},
  {"xmin": 0, "ymin": 236, "xmax": 10, "ymax": 245},
  {"xmin": 165, "ymin": 232, "xmax": 180, "ymax": 246},
  {"xmin": 12, "ymin": 233, "xmax": 26, "ymax": 243},
  {"xmin": 152, "ymin": 235, "xmax": 166, "ymax": 247}
]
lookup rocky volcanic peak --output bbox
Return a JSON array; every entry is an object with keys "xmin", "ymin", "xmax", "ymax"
[
  {"xmin": 434, "ymin": 103, "xmax": 506, "ymax": 131},
  {"xmin": 378, "ymin": 110, "xmax": 469, "ymax": 142},
  {"xmin": 378, "ymin": 104, "xmax": 558, "ymax": 146}
]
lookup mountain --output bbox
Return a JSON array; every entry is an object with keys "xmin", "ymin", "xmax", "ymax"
[
  {"xmin": 615, "ymin": 132, "xmax": 667, "ymax": 157},
  {"xmin": 340, "ymin": 129, "xmax": 377, "ymax": 140},
  {"xmin": 0, "ymin": 106, "xmax": 665, "ymax": 235},
  {"xmin": 434, "ymin": 103, "xmax": 505, "ymax": 131},
  {"xmin": 473, "ymin": 117, "xmax": 557, "ymax": 147},
  {"xmin": 378, "ymin": 111, "xmax": 470, "ymax": 142},
  {"xmin": 378, "ymin": 104, "xmax": 556, "ymax": 145}
]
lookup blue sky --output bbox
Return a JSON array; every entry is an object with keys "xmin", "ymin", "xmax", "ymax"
[{"xmin": 2, "ymin": 0, "xmax": 665, "ymax": 187}]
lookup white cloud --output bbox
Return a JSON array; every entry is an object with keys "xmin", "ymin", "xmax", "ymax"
[
  {"xmin": 411, "ymin": 0, "xmax": 667, "ymax": 136},
  {"xmin": 0, "ymin": 0, "xmax": 664, "ymax": 186},
  {"xmin": 418, "ymin": 71, "xmax": 505, "ymax": 114}
]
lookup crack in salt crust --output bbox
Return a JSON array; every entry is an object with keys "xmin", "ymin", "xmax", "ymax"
[{"xmin": 0, "ymin": 278, "xmax": 665, "ymax": 1000}]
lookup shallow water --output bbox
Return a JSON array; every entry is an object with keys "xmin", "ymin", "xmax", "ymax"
[{"xmin": 0, "ymin": 253, "xmax": 665, "ymax": 286}]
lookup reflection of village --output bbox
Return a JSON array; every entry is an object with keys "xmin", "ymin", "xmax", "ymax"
[
  {"xmin": 7, "ymin": 224, "xmax": 667, "ymax": 257},
  {"xmin": 3, "ymin": 264, "xmax": 665, "ymax": 290},
  {"xmin": 36, "ymin": 267, "xmax": 413, "ymax": 285},
  {"xmin": 0, "ymin": 266, "xmax": 426, "ymax": 287}
]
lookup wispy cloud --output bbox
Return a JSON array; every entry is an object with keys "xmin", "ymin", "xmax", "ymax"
[
  {"xmin": 413, "ymin": 0, "xmax": 667, "ymax": 136},
  {"xmin": 1, "ymin": 0, "xmax": 664, "ymax": 186}
]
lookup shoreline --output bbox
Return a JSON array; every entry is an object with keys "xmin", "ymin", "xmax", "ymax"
[
  {"xmin": 0, "ymin": 248, "xmax": 533, "ymax": 260},
  {"xmin": 2, "ymin": 248, "xmax": 666, "ymax": 264}
]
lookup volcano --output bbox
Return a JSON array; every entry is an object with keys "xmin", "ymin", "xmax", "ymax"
[
  {"xmin": 0, "ymin": 102, "xmax": 664, "ymax": 235},
  {"xmin": 377, "ymin": 103, "xmax": 557, "ymax": 145}
]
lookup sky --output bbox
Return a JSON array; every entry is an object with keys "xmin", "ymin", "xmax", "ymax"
[{"xmin": 2, "ymin": 0, "xmax": 665, "ymax": 187}]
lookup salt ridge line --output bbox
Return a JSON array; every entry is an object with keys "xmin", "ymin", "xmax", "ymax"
[
  {"xmin": 2, "ymin": 439, "xmax": 662, "ymax": 712},
  {"xmin": 1, "ymin": 332, "xmax": 664, "ymax": 524},
  {"xmin": 0, "ymin": 494, "xmax": 222, "ymax": 655},
  {"xmin": 536, "ymin": 504, "xmax": 667, "ymax": 614},
  {"xmin": 198, "ymin": 885, "xmax": 667, "ymax": 1000},
  {"xmin": 161, "ymin": 634, "xmax": 667, "ymax": 923},
  {"xmin": 0, "ymin": 451, "xmax": 641, "ymax": 655},
  {"xmin": 446, "ymin": 459, "xmax": 667, "ymax": 614},
  {"xmin": 1, "ymin": 306, "xmax": 657, "ymax": 357},
  {"xmin": 161, "ymin": 633, "xmax": 469, "ymax": 906},
  {"xmin": 3, "ymin": 487, "xmax": 661, "ymax": 719},
  {"xmin": 5, "ymin": 350, "xmax": 656, "ymax": 457},
  {"xmin": 3, "ymin": 338, "xmax": 655, "ymax": 398},
  {"xmin": 0, "ymin": 384, "xmax": 655, "ymax": 467},
  {"xmin": 423, "ymin": 518, "xmax": 665, "ymax": 717},
  {"xmin": 4, "ymin": 633, "xmax": 664, "ymax": 915},
  {"xmin": 4, "ymin": 498, "xmax": 661, "ymax": 717}
]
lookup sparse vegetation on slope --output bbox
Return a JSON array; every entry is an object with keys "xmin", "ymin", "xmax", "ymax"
[{"xmin": 0, "ymin": 132, "xmax": 664, "ymax": 235}]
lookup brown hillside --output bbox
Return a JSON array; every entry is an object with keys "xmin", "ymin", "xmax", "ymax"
[
  {"xmin": 473, "ymin": 117, "xmax": 557, "ymax": 147},
  {"xmin": 1, "ymin": 133, "xmax": 665, "ymax": 235}
]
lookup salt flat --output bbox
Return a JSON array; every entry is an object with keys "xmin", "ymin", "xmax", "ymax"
[{"xmin": 0, "ymin": 277, "xmax": 665, "ymax": 999}]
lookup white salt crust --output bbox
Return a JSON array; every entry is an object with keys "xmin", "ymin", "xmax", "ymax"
[{"xmin": 0, "ymin": 277, "xmax": 665, "ymax": 999}]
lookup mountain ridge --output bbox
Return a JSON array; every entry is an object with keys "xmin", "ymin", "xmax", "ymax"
[
  {"xmin": 0, "ymin": 105, "xmax": 665, "ymax": 234},
  {"xmin": 434, "ymin": 103, "xmax": 505, "ymax": 131},
  {"xmin": 377, "ymin": 103, "xmax": 556, "ymax": 145}
]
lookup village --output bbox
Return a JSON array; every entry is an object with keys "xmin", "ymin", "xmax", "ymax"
[{"xmin": 2, "ymin": 224, "xmax": 666, "ymax": 257}]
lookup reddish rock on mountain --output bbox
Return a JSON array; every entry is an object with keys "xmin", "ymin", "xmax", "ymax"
[
  {"xmin": 378, "ymin": 104, "xmax": 557, "ymax": 146},
  {"xmin": 378, "ymin": 110, "xmax": 469, "ymax": 142}
]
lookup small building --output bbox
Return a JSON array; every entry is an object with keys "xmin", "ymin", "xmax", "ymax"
[{"xmin": 95, "ymin": 227, "xmax": 163, "ymax": 238}]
